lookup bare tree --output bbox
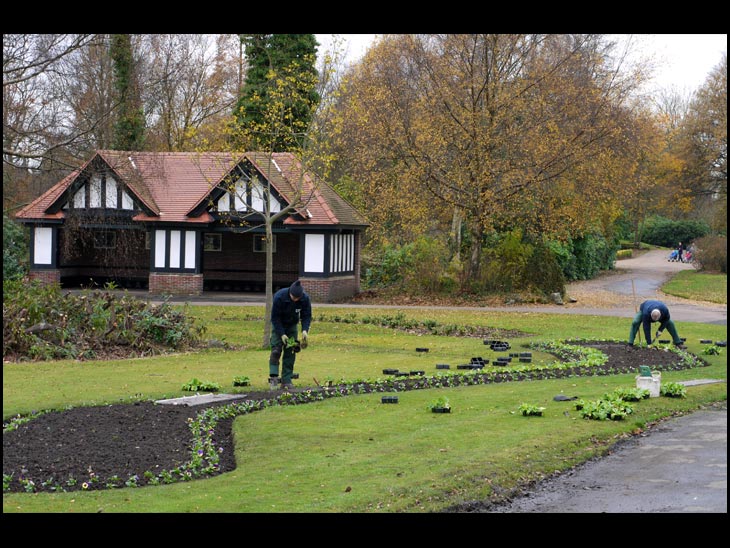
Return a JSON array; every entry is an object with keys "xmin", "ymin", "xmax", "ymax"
[
  {"xmin": 3, "ymin": 34, "xmax": 99, "ymax": 167},
  {"xmin": 144, "ymin": 34, "xmax": 239, "ymax": 152}
]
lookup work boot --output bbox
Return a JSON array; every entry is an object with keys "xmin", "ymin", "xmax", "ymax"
[
  {"xmin": 282, "ymin": 382, "xmax": 295, "ymax": 391},
  {"xmin": 269, "ymin": 377, "xmax": 280, "ymax": 390}
]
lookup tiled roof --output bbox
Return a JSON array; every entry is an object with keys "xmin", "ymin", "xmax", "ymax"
[{"xmin": 15, "ymin": 150, "xmax": 368, "ymax": 229}]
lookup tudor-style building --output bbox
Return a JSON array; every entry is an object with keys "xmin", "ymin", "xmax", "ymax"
[{"xmin": 14, "ymin": 150, "xmax": 369, "ymax": 302}]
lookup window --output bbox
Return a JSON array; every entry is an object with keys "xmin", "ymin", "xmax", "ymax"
[
  {"xmin": 204, "ymin": 233, "xmax": 222, "ymax": 252},
  {"xmin": 254, "ymin": 234, "xmax": 276, "ymax": 253},
  {"xmin": 94, "ymin": 231, "xmax": 116, "ymax": 249}
]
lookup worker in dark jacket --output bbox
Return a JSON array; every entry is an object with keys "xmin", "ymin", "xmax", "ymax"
[
  {"xmin": 628, "ymin": 299, "xmax": 683, "ymax": 347},
  {"xmin": 268, "ymin": 280, "xmax": 312, "ymax": 390}
]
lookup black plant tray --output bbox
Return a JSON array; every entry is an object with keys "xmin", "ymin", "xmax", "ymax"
[
  {"xmin": 519, "ymin": 357, "xmax": 532, "ymax": 363},
  {"xmin": 415, "ymin": 348, "xmax": 429, "ymax": 353},
  {"xmin": 410, "ymin": 370, "xmax": 425, "ymax": 376},
  {"xmin": 700, "ymin": 339, "xmax": 713, "ymax": 344},
  {"xmin": 457, "ymin": 364, "xmax": 472, "ymax": 370},
  {"xmin": 394, "ymin": 371, "xmax": 410, "ymax": 377},
  {"xmin": 383, "ymin": 368, "xmax": 399, "ymax": 375},
  {"xmin": 381, "ymin": 396, "xmax": 399, "ymax": 404},
  {"xmin": 431, "ymin": 407, "xmax": 451, "ymax": 413},
  {"xmin": 436, "ymin": 364, "xmax": 450, "ymax": 369},
  {"xmin": 716, "ymin": 341, "xmax": 727, "ymax": 347}
]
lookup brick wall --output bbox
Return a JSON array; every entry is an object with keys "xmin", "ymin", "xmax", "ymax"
[
  {"xmin": 301, "ymin": 276, "xmax": 359, "ymax": 303},
  {"xmin": 149, "ymin": 273, "xmax": 203, "ymax": 295},
  {"xmin": 28, "ymin": 269, "xmax": 61, "ymax": 285}
]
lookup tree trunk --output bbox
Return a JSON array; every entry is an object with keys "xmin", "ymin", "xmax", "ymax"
[
  {"xmin": 262, "ymin": 220, "xmax": 273, "ymax": 348},
  {"xmin": 468, "ymin": 223, "xmax": 483, "ymax": 284}
]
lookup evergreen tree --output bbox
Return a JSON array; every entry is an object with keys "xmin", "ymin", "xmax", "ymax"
[
  {"xmin": 111, "ymin": 34, "xmax": 145, "ymax": 150},
  {"xmin": 234, "ymin": 34, "xmax": 320, "ymax": 151}
]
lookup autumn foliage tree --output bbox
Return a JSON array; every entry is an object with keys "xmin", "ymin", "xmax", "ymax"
[
  {"xmin": 333, "ymin": 34, "xmax": 645, "ymax": 288},
  {"xmin": 674, "ymin": 53, "xmax": 727, "ymax": 233}
]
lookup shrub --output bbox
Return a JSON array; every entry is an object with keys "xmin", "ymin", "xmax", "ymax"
[
  {"xmin": 691, "ymin": 235, "xmax": 727, "ymax": 273},
  {"xmin": 3, "ymin": 213, "xmax": 28, "ymax": 281},
  {"xmin": 3, "ymin": 280, "xmax": 206, "ymax": 361},
  {"xmin": 642, "ymin": 215, "xmax": 710, "ymax": 248},
  {"xmin": 362, "ymin": 243, "xmax": 413, "ymax": 289},
  {"xmin": 524, "ymin": 240, "xmax": 566, "ymax": 297},
  {"xmin": 481, "ymin": 229, "xmax": 533, "ymax": 292}
]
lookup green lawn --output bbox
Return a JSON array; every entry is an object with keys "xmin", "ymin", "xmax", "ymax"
[{"xmin": 662, "ymin": 270, "xmax": 727, "ymax": 304}]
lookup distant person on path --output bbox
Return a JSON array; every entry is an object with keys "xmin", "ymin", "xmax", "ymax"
[
  {"xmin": 268, "ymin": 280, "xmax": 312, "ymax": 391},
  {"xmin": 677, "ymin": 242, "xmax": 684, "ymax": 262},
  {"xmin": 628, "ymin": 299, "xmax": 683, "ymax": 347}
]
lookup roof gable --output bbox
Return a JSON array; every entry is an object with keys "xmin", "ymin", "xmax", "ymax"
[{"xmin": 15, "ymin": 150, "xmax": 369, "ymax": 229}]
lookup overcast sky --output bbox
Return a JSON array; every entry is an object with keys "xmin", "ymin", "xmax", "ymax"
[{"xmin": 316, "ymin": 34, "xmax": 727, "ymax": 95}]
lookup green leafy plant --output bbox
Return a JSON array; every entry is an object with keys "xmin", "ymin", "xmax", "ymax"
[
  {"xmin": 427, "ymin": 395, "xmax": 451, "ymax": 411},
  {"xmin": 701, "ymin": 345, "xmax": 722, "ymax": 356},
  {"xmin": 660, "ymin": 382, "xmax": 687, "ymax": 398},
  {"xmin": 518, "ymin": 403, "xmax": 546, "ymax": 416},
  {"xmin": 285, "ymin": 338, "xmax": 301, "ymax": 352},
  {"xmin": 578, "ymin": 396, "xmax": 634, "ymax": 421},
  {"xmin": 232, "ymin": 375, "xmax": 250, "ymax": 387},
  {"xmin": 610, "ymin": 387, "xmax": 651, "ymax": 402},
  {"xmin": 181, "ymin": 378, "xmax": 221, "ymax": 392}
]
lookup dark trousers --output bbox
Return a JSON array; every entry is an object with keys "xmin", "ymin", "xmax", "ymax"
[{"xmin": 268, "ymin": 325, "xmax": 299, "ymax": 383}]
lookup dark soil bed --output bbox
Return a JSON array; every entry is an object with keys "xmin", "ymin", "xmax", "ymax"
[{"xmin": 2, "ymin": 342, "xmax": 700, "ymax": 494}]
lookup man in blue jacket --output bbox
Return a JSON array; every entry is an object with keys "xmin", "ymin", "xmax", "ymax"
[
  {"xmin": 268, "ymin": 280, "xmax": 312, "ymax": 390},
  {"xmin": 628, "ymin": 299, "xmax": 683, "ymax": 347}
]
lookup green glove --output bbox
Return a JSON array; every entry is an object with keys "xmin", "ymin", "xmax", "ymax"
[
  {"xmin": 281, "ymin": 334, "xmax": 289, "ymax": 346},
  {"xmin": 301, "ymin": 330, "xmax": 309, "ymax": 349}
]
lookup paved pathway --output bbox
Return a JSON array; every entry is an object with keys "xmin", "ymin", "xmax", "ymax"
[{"xmin": 488, "ymin": 404, "xmax": 727, "ymax": 513}]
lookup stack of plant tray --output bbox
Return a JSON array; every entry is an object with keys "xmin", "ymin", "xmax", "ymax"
[
  {"xmin": 381, "ymin": 395, "xmax": 399, "ymax": 404},
  {"xmin": 383, "ymin": 368, "xmax": 399, "ymax": 375}
]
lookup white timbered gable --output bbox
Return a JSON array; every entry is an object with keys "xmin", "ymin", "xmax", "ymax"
[
  {"xmin": 62, "ymin": 172, "xmax": 136, "ymax": 211},
  {"xmin": 214, "ymin": 170, "xmax": 282, "ymax": 215}
]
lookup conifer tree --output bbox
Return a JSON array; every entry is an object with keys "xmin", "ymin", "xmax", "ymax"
[{"xmin": 234, "ymin": 34, "xmax": 319, "ymax": 151}]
